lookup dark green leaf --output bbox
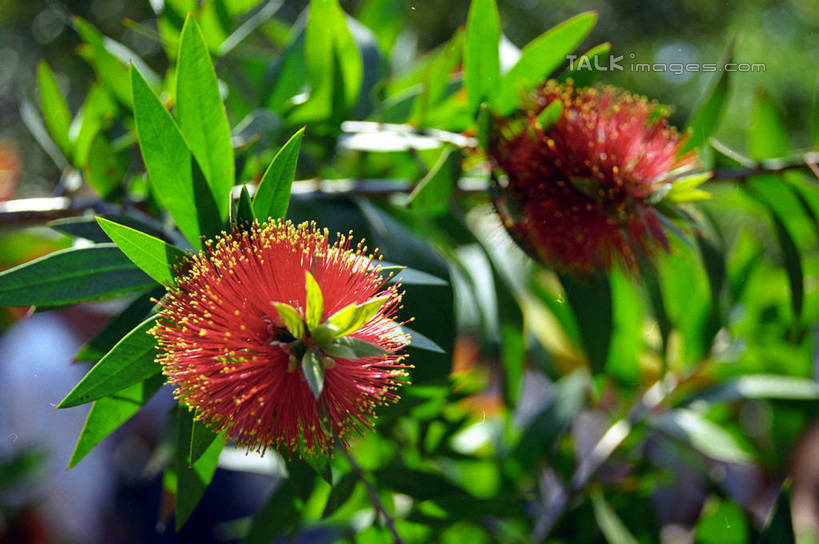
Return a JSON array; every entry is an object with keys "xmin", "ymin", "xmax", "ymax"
[
  {"xmin": 75, "ymin": 290, "xmax": 161, "ymax": 362},
  {"xmin": 97, "ymin": 217, "xmax": 187, "ymax": 285},
  {"xmin": 176, "ymin": 407, "xmax": 224, "ymax": 531},
  {"xmin": 189, "ymin": 419, "xmax": 219, "ymax": 466},
  {"xmin": 771, "ymin": 212, "xmax": 804, "ymax": 318},
  {"xmin": 464, "ymin": 0, "xmax": 500, "ymax": 114},
  {"xmin": 302, "ymin": 351, "xmax": 325, "ymax": 399},
  {"xmin": 374, "ymin": 466, "xmax": 463, "ymax": 501},
  {"xmin": 58, "ymin": 316, "xmax": 159, "ymax": 408},
  {"xmin": 0, "ymin": 244, "xmax": 155, "ymax": 307},
  {"xmin": 535, "ymin": 100, "xmax": 563, "ymax": 130},
  {"xmin": 561, "ymin": 273, "xmax": 612, "ymax": 375},
  {"xmin": 253, "ymin": 127, "xmax": 304, "ymax": 221},
  {"xmin": 49, "ymin": 215, "xmax": 160, "ymax": 244},
  {"xmin": 748, "ymin": 89, "xmax": 789, "ymax": 160},
  {"xmin": 680, "ymin": 39, "xmax": 733, "ymax": 154},
  {"xmin": 408, "ymin": 147, "xmax": 462, "ymax": 215},
  {"xmin": 176, "ymin": 16, "xmax": 234, "ymax": 222},
  {"xmin": 131, "ymin": 65, "xmax": 221, "ymax": 248},
  {"xmin": 759, "ymin": 484, "xmax": 795, "ymax": 544},
  {"xmin": 403, "ymin": 325, "xmax": 446, "ymax": 354},
  {"xmin": 68, "ymin": 374, "xmax": 164, "ymax": 468},
  {"xmin": 493, "ymin": 13, "xmax": 597, "ymax": 115},
  {"xmin": 322, "ymin": 472, "xmax": 358, "ymax": 517},
  {"xmin": 236, "ymin": 184, "xmax": 256, "ymax": 225},
  {"xmin": 242, "ymin": 480, "xmax": 300, "ymax": 544},
  {"xmin": 36, "ymin": 61, "xmax": 72, "ymax": 159}
]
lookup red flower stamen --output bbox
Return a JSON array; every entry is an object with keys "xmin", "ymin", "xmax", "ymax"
[{"xmin": 151, "ymin": 220, "xmax": 410, "ymax": 458}]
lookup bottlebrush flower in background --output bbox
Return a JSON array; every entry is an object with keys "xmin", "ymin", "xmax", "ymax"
[
  {"xmin": 488, "ymin": 80, "xmax": 706, "ymax": 275},
  {"xmin": 151, "ymin": 220, "xmax": 410, "ymax": 458}
]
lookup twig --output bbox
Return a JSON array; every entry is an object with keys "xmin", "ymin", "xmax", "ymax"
[
  {"xmin": 338, "ymin": 441, "xmax": 405, "ymax": 544},
  {"xmin": 531, "ymin": 375, "xmax": 679, "ymax": 541},
  {"xmin": 709, "ymin": 151, "xmax": 819, "ymax": 182}
]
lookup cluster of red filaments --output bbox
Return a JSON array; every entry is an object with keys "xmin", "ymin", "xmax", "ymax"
[
  {"xmin": 489, "ymin": 80, "xmax": 698, "ymax": 274},
  {"xmin": 151, "ymin": 220, "xmax": 409, "ymax": 457}
]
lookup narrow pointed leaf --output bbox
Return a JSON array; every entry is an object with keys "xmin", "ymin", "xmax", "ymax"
[
  {"xmin": 131, "ymin": 65, "xmax": 221, "ymax": 248},
  {"xmin": 591, "ymin": 492, "xmax": 639, "ymax": 544},
  {"xmin": 236, "ymin": 185, "xmax": 256, "ymax": 224},
  {"xmin": 176, "ymin": 16, "xmax": 234, "ymax": 222},
  {"xmin": 535, "ymin": 100, "xmax": 563, "ymax": 131},
  {"xmin": 681, "ymin": 40, "xmax": 734, "ymax": 154},
  {"xmin": 329, "ymin": 295, "xmax": 391, "ymax": 337},
  {"xmin": 253, "ymin": 127, "xmax": 304, "ymax": 220},
  {"xmin": 326, "ymin": 336, "xmax": 390, "ymax": 359},
  {"xmin": 176, "ymin": 408, "xmax": 224, "ymax": 531},
  {"xmin": 37, "ymin": 61, "xmax": 73, "ymax": 158},
  {"xmin": 68, "ymin": 374, "xmax": 164, "ymax": 468},
  {"xmin": 464, "ymin": 0, "xmax": 501, "ymax": 114},
  {"xmin": 302, "ymin": 351, "xmax": 324, "ymax": 399},
  {"xmin": 402, "ymin": 325, "xmax": 445, "ymax": 353},
  {"xmin": 304, "ymin": 271, "xmax": 323, "ymax": 331},
  {"xmin": 272, "ymin": 302, "xmax": 305, "ymax": 339},
  {"xmin": 0, "ymin": 244, "xmax": 155, "ymax": 307},
  {"xmin": 189, "ymin": 419, "xmax": 219, "ymax": 466},
  {"xmin": 58, "ymin": 316, "xmax": 159, "ymax": 408},
  {"xmin": 493, "ymin": 13, "xmax": 597, "ymax": 114},
  {"xmin": 97, "ymin": 217, "xmax": 187, "ymax": 285}
]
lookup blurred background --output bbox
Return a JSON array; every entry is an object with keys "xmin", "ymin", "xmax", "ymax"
[{"xmin": 0, "ymin": 1, "xmax": 817, "ymax": 543}]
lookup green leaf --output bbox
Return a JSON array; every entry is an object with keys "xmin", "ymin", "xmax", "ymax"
[
  {"xmin": 302, "ymin": 350, "xmax": 324, "ymax": 399},
  {"xmin": 322, "ymin": 472, "xmax": 358, "ymax": 518},
  {"xmin": 0, "ymin": 244, "xmax": 155, "ymax": 307},
  {"xmin": 560, "ymin": 41, "xmax": 611, "ymax": 87},
  {"xmin": 58, "ymin": 316, "xmax": 159, "ymax": 408},
  {"xmin": 131, "ymin": 65, "xmax": 221, "ymax": 249},
  {"xmin": 303, "ymin": 0, "xmax": 363, "ymax": 116},
  {"xmin": 464, "ymin": 0, "xmax": 501, "ymax": 114},
  {"xmin": 374, "ymin": 466, "xmax": 463, "ymax": 501},
  {"xmin": 535, "ymin": 100, "xmax": 563, "ymax": 131},
  {"xmin": 403, "ymin": 325, "xmax": 445, "ymax": 354},
  {"xmin": 412, "ymin": 29, "xmax": 464, "ymax": 125},
  {"xmin": 408, "ymin": 147, "xmax": 462, "ymax": 215},
  {"xmin": 694, "ymin": 497, "xmax": 749, "ymax": 544},
  {"xmin": 748, "ymin": 89, "xmax": 789, "ymax": 160},
  {"xmin": 253, "ymin": 127, "xmax": 304, "ymax": 221},
  {"xmin": 75, "ymin": 290, "xmax": 161, "ymax": 362},
  {"xmin": 68, "ymin": 374, "xmax": 164, "ymax": 468},
  {"xmin": 236, "ymin": 185, "xmax": 256, "ymax": 225},
  {"xmin": 325, "ymin": 336, "xmax": 389, "ymax": 359},
  {"xmin": 304, "ymin": 271, "xmax": 324, "ymax": 331},
  {"xmin": 83, "ymin": 133, "xmax": 125, "ymax": 198},
  {"xmin": 605, "ymin": 269, "xmax": 643, "ymax": 384},
  {"xmin": 561, "ymin": 273, "xmax": 612, "ymax": 375},
  {"xmin": 681, "ymin": 39, "xmax": 734, "ymax": 154},
  {"xmin": 176, "ymin": 407, "xmax": 224, "ymax": 531},
  {"xmin": 73, "ymin": 84, "xmax": 118, "ymax": 167},
  {"xmin": 36, "ymin": 61, "xmax": 72, "ymax": 159},
  {"xmin": 328, "ymin": 295, "xmax": 391, "ymax": 337},
  {"xmin": 493, "ymin": 13, "xmax": 597, "ymax": 115},
  {"xmin": 813, "ymin": 70, "xmax": 819, "ymax": 150},
  {"xmin": 653, "ymin": 409, "xmax": 753, "ymax": 464},
  {"xmin": 242, "ymin": 478, "xmax": 303, "ymax": 544},
  {"xmin": 176, "ymin": 16, "xmax": 234, "ymax": 223},
  {"xmin": 272, "ymin": 302, "xmax": 305, "ymax": 339},
  {"xmin": 189, "ymin": 419, "xmax": 219, "ymax": 466},
  {"xmin": 771, "ymin": 211, "xmax": 804, "ymax": 319},
  {"xmin": 591, "ymin": 491, "xmax": 639, "ymax": 544},
  {"xmin": 19, "ymin": 94, "xmax": 67, "ymax": 169},
  {"xmin": 690, "ymin": 375, "xmax": 819, "ymax": 404},
  {"xmin": 50, "ymin": 215, "xmax": 163, "ymax": 245},
  {"xmin": 97, "ymin": 217, "xmax": 187, "ymax": 285}
]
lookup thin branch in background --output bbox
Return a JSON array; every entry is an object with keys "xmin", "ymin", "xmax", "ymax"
[
  {"xmin": 338, "ymin": 441, "xmax": 405, "ymax": 544},
  {"xmin": 709, "ymin": 150, "xmax": 819, "ymax": 182}
]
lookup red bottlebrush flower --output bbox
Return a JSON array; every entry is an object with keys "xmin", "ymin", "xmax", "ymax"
[
  {"xmin": 151, "ymin": 220, "xmax": 410, "ymax": 457},
  {"xmin": 488, "ymin": 80, "xmax": 701, "ymax": 274}
]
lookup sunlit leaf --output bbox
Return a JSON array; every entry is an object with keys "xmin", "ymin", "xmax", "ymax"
[
  {"xmin": 253, "ymin": 127, "xmax": 304, "ymax": 220},
  {"xmin": 464, "ymin": 0, "xmax": 501, "ymax": 114},
  {"xmin": 97, "ymin": 217, "xmax": 187, "ymax": 285}
]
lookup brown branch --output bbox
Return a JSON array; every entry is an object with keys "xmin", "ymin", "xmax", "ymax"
[{"xmin": 709, "ymin": 151, "xmax": 819, "ymax": 182}]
